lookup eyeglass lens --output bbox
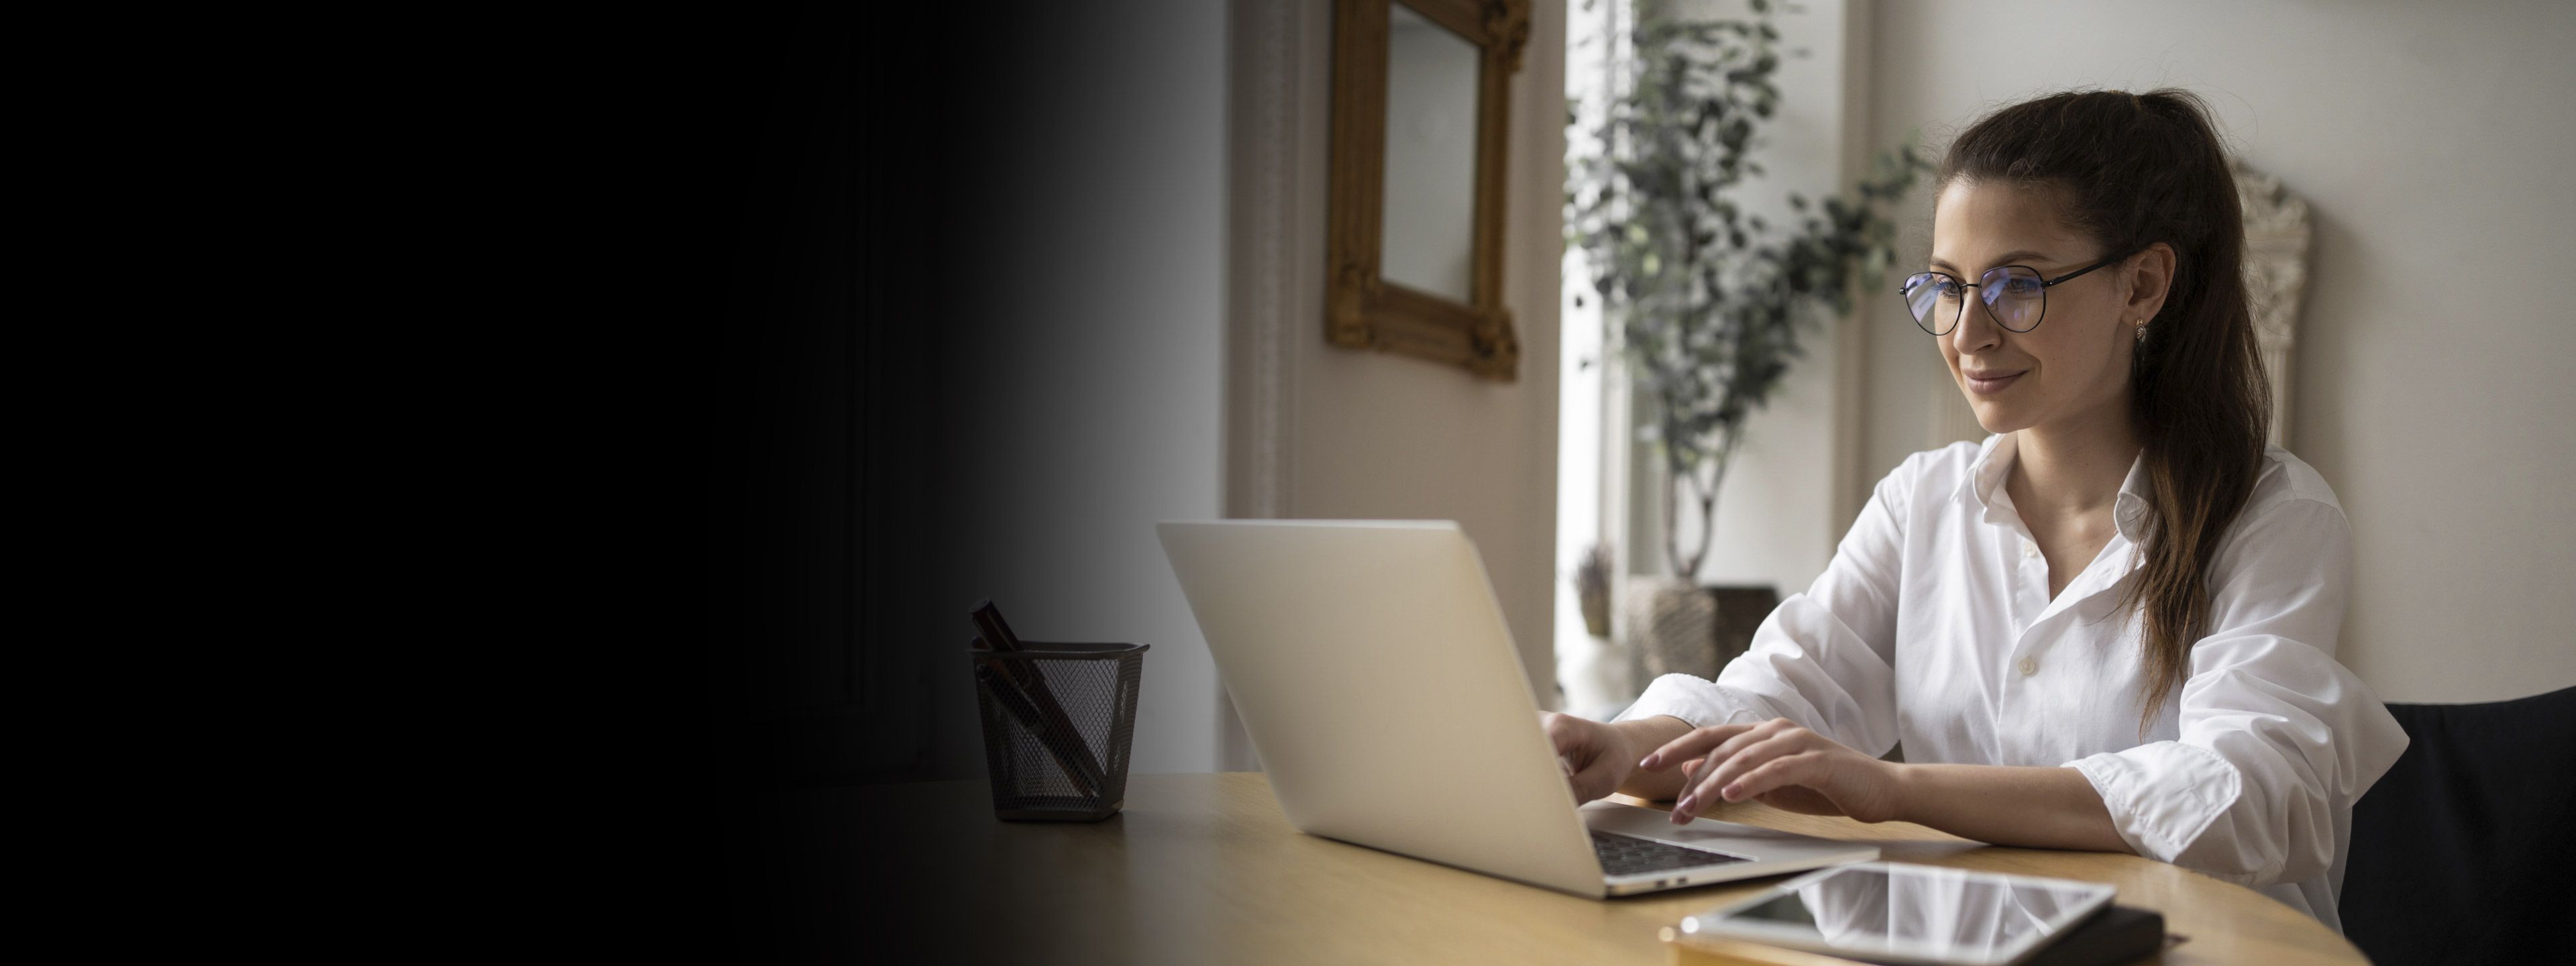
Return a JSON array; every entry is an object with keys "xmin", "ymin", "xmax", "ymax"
[{"xmin": 1900, "ymin": 267, "xmax": 2047, "ymax": 335}]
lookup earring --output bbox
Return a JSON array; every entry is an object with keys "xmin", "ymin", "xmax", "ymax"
[{"xmin": 2134, "ymin": 323, "xmax": 2149, "ymax": 343}]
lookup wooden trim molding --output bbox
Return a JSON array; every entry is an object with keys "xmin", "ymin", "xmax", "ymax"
[
  {"xmin": 1326, "ymin": 0, "xmax": 1529, "ymax": 380},
  {"xmin": 1220, "ymin": 0, "xmax": 1322, "ymax": 773}
]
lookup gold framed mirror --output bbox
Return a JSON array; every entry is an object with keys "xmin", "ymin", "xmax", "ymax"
[{"xmin": 1326, "ymin": 0, "xmax": 1529, "ymax": 380}]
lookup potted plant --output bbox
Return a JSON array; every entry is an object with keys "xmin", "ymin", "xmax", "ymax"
[
  {"xmin": 1564, "ymin": 0, "xmax": 1928, "ymax": 681},
  {"xmin": 1574, "ymin": 541, "xmax": 1615, "ymax": 639},
  {"xmin": 1557, "ymin": 540, "xmax": 1634, "ymax": 716}
]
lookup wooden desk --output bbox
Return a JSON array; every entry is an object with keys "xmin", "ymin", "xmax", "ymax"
[{"xmin": 810, "ymin": 772, "xmax": 2365, "ymax": 964}]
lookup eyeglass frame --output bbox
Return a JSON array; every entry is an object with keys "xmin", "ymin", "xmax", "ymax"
[{"xmin": 1898, "ymin": 245, "xmax": 2147, "ymax": 336}]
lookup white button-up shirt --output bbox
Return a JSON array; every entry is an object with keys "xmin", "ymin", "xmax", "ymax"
[{"xmin": 1611, "ymin": 433, "xmax": 2408, "ymax": 932}]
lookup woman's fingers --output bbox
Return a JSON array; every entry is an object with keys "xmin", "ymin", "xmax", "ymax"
[
  {"xmin": 1538, "ymin": 713, "xmax": 1611, "ymax": 803},
  {"xmin": 1695, "ymin": 732, "xmax": 1807, "ymax": 803},
  {"xmin": 1725, "ymin": 751, "xmax": 1829, "ymax": 804},
  {"xmin": 1539, "ymin": 710, "xmax": 1586, "ymax": 757},
  {"xmin": 1674, "ymin": 733, "xmax": 1756, "ymax": 804},
  {"xmin": 1570, "ymin": 747, "xmax": 1627, "ymax": 804},
  {"xmin": 1693, "ymin": 723, "xmax": 1788, "ymax": 780},
  {"xmin": 1637, "ymin": 722, "xmax": 1754, "ymax": 769},
  {"xmin": 1676, "ymin": 733, "xmax": 1801, "ymax": 819},
  {"xmin": 1645, "ymin": 720, "xmax": 1859, "ymax": 824}
]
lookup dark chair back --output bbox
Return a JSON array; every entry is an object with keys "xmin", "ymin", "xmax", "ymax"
[{"xmin": 2341, "ymin": 684, "xmax": 2576, "ymax": 965}]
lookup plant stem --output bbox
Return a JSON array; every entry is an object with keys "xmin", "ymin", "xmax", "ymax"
[
  {"xmin": 1678, "ymin": 423, "xmax": 1740, "ymax": 584},
  {"xmin": 1662, "ymin": 420, "xmax": 1686, "ymax": 580}
]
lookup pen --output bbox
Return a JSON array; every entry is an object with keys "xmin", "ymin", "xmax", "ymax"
[
  {"xmin": 973, "ymin": 637, "xmax": 1106, "ymax": 798},
  {"xmin": 971, "ymin": 598, "xmax": 1028, "ymax": 652},
  {"xmin": 969, "ymin": 602, "xmax": 1108, "ymax": 794}
]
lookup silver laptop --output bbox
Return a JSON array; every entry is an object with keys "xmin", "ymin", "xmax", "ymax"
[{"xmin": 1155, "ymin": 519, "xmax": 1879, "ymax": 898}]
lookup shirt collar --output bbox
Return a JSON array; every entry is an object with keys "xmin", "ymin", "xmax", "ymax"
[
  {"xmin": 1958, "ymin": 433, "xmax": 2156, "ymax": 545},
  {"xmin": 2113, "ymin": 453, "xmax": 2154, "ymax": 545}
]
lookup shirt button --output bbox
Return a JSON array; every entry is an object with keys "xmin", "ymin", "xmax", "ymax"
[
  {"xmin": 2023, "ymin": 542, "xmax": 2040, "ymax": 559},
  {"xmin": 2019, "ymin": 656, "xmax": 2039, "ymax": 676}
]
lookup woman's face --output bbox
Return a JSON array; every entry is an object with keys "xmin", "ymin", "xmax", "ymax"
[{"xmin": 1925, "ymin": 178, "xmax": 2167, "ymax": 437}]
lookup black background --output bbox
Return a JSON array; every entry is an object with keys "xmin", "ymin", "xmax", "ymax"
[
  {"xmin": 675, "ymin": 3, "xmax": 939, "ymax": 958},
  {"xmin": 616, "ymin": 1, "xmax": 1118, "ymax": 959},
  {"xmin": 208, "ymin": 1, "xmax": 1218, "ymax": 956}
]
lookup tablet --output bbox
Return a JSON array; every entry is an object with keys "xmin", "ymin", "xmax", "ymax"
[{"xmin": 1676, "ymin": 862, "xmax": 2117, "ymax": 966}]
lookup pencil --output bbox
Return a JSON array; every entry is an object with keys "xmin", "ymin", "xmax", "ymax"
[
  {"xmin": 970, "ymin": 600, "xmax": 1111, "ymax": 794},
  {"xmin": 973, "ymin": 645, "xmax": 1104, "ymax": 798}
]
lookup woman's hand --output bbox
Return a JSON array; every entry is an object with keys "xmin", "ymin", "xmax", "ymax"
[
  {"xmin": 1640, "ymin": 718, "xmax": 1907, "ymax": 824},
  {"xmin": 1539, "ymin": 710, "xmax": 1637, "ymax": 805}
]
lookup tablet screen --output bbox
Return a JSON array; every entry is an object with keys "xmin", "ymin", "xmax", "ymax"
[{"xmin": 1684, "ymin": 863, "xmax": 2109, "ymax": 966}]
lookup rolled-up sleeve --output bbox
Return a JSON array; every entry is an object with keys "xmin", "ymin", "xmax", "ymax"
[
  {"xmin": 2065, "ymin": 497, "xmax": 2409, "ymax": 888},
  {"xmin": 1611, "ymin": 454, "xmax": 1911, "ymax": 757}
]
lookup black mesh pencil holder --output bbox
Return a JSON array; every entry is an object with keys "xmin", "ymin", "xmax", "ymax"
[{"xmin": 970, "ymin": 641, "xmax": 1147, "ymax": 822}]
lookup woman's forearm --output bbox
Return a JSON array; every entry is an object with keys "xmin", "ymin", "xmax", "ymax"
[
  {"xmin": 1892, "ymin": 764, "xmax": 2134, "ymax": 853},
  {"xmin": 1609, "ymin": 718, "xmax": 2134, "ymax": 856}
]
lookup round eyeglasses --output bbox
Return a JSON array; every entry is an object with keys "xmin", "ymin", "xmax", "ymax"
[{"xmin": 1898, "ymin": 247, "xmax": 2143, "ymax": 335}]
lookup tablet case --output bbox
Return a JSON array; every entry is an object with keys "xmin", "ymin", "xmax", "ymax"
[
  {"xmin": 1662, "ymin": 903, "xmax": 2167, "ymax": 966},
  {"xmin": 2021, "ymin": 905, "xmax": 2165, "ymax": 966}
]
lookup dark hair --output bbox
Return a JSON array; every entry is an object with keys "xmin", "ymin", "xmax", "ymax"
[{"xmin": 1936, "ymin": 89, "xmax": 2271, "ymax": 735}]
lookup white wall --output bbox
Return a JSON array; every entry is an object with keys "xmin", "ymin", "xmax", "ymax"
[
  {"xmin": 1256, "ymin": 0, "xmax": 1568, "ymax": 712},
  {"xmin": 1859, "ymin": 0, "xmax": 2576, "ymax": 702}
]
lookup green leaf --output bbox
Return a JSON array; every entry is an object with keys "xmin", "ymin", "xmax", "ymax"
[{"xmin": 1564, "ymin": 3, "xmax": 1931, "ymax": 513}]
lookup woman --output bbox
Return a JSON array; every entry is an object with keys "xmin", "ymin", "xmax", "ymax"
[{"xmin": 1541, "ymin": 88, "xmax": 2406, "ymax": 932}]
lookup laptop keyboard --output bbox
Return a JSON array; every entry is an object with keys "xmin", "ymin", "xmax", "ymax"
[{"xmin": 1590, "ymin": 829, "xmax": 1750, "ymax": 877}]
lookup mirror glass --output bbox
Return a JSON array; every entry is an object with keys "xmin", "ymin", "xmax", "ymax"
[{"xmin": 1380, "ymin": 4, "xmax": 1480, "ymax": 304}]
